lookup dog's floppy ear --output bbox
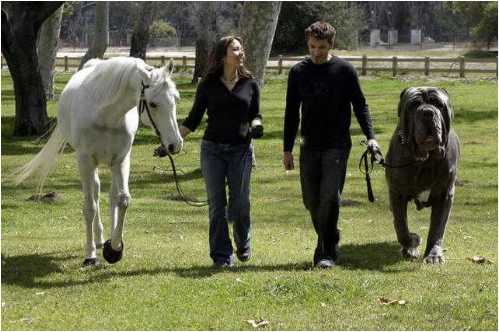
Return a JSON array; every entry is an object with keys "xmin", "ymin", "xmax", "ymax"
[
  {"xmin": 437, "ymin": 87, "xmax": 452, "ymax": 127},
  {"xmin": 397, "ymin": 88, "xmax": 409, "ymax": 118},
  {"xmin": 398, "ymin": 87, "xmax": 413, "ymax": 145}
]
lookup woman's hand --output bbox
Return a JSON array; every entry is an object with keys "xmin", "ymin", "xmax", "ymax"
[{"xmin": 180, "ymin": 125, "xmax": 191, "ymax": 139}]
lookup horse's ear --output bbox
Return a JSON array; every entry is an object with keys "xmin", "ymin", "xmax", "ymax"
[
  {"xmin": 137, "ymin": 63, "xmax": 154, "ymax": 84},
  {"xmin": 165, "ymin": 60, "xmax": 174, "ymax": 76}
]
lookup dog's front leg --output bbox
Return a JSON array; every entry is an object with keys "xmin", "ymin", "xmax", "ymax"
[
  {"xmin": 390, "ymin": 190, "xmax": 421, "ymax": 259},
  {"xmin": 424, "ymin": 187, "xmax": 454, "ymax": 264}
]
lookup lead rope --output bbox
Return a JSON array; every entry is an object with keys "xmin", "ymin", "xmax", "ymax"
[{"xmin": 139, "ymin": 82, "xmax": 207, "ymax": 207}]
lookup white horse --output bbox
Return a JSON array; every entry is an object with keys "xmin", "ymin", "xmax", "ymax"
[{"xmin": 14, "ymin": 57, "xmax": 183, "ymax": 266}]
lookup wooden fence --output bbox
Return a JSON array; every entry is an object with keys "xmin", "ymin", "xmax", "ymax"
[{"xmin": 2, "ymin": 55, "xmax": 497, "ymax": 78}]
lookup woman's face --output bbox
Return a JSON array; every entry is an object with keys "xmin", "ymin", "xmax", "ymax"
[{"xmin": 224, "ymin": 39, "xmax": 244, "ymax": 67}]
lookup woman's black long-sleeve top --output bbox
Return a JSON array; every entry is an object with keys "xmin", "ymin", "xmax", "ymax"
[{"xmin": 182, "ymin": 77, "xmax": 261, "ymax": 145}]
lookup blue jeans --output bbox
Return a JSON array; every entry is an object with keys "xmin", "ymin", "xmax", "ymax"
[
  {"xmin": 299, "ymin": 146, "xmax": 350, "ymax": 262},
  {"xmin": 200, "ymin": 140, "xmax": 253, "ymax": 264}
]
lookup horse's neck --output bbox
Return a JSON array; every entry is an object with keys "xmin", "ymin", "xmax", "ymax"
[{"xmin": 95, "ymin": 87, "xmax": 139, "ymax": 127}]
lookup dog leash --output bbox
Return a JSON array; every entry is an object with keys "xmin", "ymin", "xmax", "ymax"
[
  {"xmin": 358, "ymin": 140, "xmax": 382, "ymax": 202},
  {"xmin": 358, "ymin": 140, "xmax": 430, "ymax": 202}
]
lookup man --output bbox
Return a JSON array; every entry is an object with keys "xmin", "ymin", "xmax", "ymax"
[{"xmin": 283, "ymin": 21, "xmax": 380, "ymax": 268}]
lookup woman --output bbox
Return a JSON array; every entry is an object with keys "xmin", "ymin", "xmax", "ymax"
[{"xmin": 180, "ymin": 36, "xmax": 263, "ymax": 268}]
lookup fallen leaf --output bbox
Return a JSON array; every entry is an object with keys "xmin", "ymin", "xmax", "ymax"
[
  {"xmin": 246, "ymin": 319, "xmax": 270, "ymax": 328},
  {"xmin": 467, "ymin": 256, "xmax": 493, "ymax": 264},
  {"xmin": 20, "ymin": 317, "xmax": 33, "ymax": 324},
  {"xmin": 378, "ymin": 297, "xmax": 407, "ymax": 305},
  {"xmin": 235, "ymin": 278, "xmax": 247, "ymax": 284}
]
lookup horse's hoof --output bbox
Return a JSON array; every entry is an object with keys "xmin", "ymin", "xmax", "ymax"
[
  {"xmin": 82, "ymin": 257, "xmax": 100, "ymax": 267},
  {"xmin": 103, "ymin": 239, "xmax": 123, "ymax": 264}
]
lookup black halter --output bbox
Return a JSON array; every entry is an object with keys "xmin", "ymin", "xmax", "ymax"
[{"xmin": 139, "ymin": 82, "xmax": 163, "ymax": 141}]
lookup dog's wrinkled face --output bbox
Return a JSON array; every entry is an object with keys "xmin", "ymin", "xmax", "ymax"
[{"xmin": 398, "ymin": 87, "xmax": 452, "ymax": 161}]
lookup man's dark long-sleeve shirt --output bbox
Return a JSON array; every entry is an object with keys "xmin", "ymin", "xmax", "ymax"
[
  {"xmin": 283, "ymin": 56, "xmax": 375, "ymax": 152},
  {"xmin": 183, "ymin": 77, "xmax": 261, "ymax": 145}
]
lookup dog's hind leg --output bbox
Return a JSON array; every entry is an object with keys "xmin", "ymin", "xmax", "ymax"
[
  {"xmin": 423, "ymin": 187, "xmax": 454, "ymax": 264},
  {"xmin": 390, "ymin": 190, "xmax": 421, "ymax": 259}
]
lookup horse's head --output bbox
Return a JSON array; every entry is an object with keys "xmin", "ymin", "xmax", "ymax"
[{"xmin": 138, "ymin": 62, "xmax": 183, "ymax": 154}]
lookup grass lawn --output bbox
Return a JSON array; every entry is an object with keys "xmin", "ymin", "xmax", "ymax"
[{"xmin": 1, "ymin": 70, "xmax": 497, "ymax": 330}]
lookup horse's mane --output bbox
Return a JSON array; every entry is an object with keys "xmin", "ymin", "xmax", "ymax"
[{"xmin": 81, "ymin": 57, "xmax": 146, "ymax": 109}]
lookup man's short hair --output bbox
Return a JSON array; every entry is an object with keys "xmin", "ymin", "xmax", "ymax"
[{"xmin": 305, "ymin": 21, "xmax": 336, "ymax": 45}]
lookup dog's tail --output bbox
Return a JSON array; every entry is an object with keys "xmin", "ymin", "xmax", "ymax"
[{"xmin": 12, "ymin": 125, "xmax": 67, "ymax": 194}]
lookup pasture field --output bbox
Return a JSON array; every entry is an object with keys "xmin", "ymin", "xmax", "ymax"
[{"xmin": 1, "ymin": 71, "xmax": 497, "ymax": 330}]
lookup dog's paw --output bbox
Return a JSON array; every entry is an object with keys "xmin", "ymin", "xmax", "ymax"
[
  {"xmin": 423, "ymin": 246, "xmax": 445, "ymax": 264},
  {"xmin": 401, "ymin": 247, "xmax": 420, "ymax": 259}
]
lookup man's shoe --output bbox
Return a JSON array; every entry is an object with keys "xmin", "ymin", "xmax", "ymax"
[
  {"xmin": 236, "ymin": 247, "xmax": 251, "ymax": 262},
  {"xmin": 315, "ymin": 259, "xmax": 334, "ymax": 269},
  {"xmin": 213, "ymin": 255, "xmax": 235, "ymax": 268}
]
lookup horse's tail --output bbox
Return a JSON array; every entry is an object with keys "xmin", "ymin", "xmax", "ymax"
[{"xmin": 13, "ymin": 124, "xmax": 67, "ymax": 193}]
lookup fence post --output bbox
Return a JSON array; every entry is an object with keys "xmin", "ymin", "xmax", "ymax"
[
  {"xmin": 424, "ymin": 56, "xmax": 430, "ymax": 76},
  {"xmin": 278, "ymin": 55, "xmax": 283, "ymax": 75},
  {"xmin": 182, "ymin": 56, "xmax": 187, "ymax": 72},
  {"xmin": 64, "ymin": 56, "xmax": 68, "ymax": 72},
  {"xmin": 161, "ymin": 55, "xmax": 165, "ymax": 66},
  {"xmin": 459, "ymin": 56, "xmax": 465, "ymax": 78},
  {"xmin": 392, "ymin": 56, "xmax": 398, "ymax": 77},
  {"xmin": 361, "ymin": 54, "xmax": 367, "ymax": 75}
]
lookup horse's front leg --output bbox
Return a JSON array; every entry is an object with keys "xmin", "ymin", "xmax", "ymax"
[
  {"xmin": 78, "ymin": 154, "xmax": 101, "ymax": 266},
  {"xmin": 103, "ymin": 152, "xmax": 131, "ymax": 264}
]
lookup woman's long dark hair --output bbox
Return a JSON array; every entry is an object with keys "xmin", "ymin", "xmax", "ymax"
[{"xmin": 204, "ymin": 36, "xmax": 253, "ymax": 82}]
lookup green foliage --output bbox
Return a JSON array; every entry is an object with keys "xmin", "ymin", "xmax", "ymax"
[
  {"xmin": 1, "ymin": 71, "xmax": 497, "ymax": 330},
  {"xmin": 272, "ymin": 2, "xmax": 365, "ymax": 54},
  {"xmin": 471, "ymin": 2, "xmax": 498, "ymax": 48},
  {"xmin": 149, "ymin": 20, "xmax": 177, "ymax": 40},
  {"xmin": 456, "ymin": 1, "xmax": 498, "ymax": 47}
]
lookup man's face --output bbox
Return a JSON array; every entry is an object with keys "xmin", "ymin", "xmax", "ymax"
[{"xmin": 307, "ymin": 36, "xmax": 332, "ymax": 64}]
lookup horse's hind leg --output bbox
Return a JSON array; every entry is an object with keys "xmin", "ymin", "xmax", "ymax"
[
  {"xmin": 103, "ymin": 152, "xmax": 131, "ymax": 264},
  {"xmin": 93, "ymin": 169, "xmax": 104, "ymax": 249},
  {"xmin": 77, "ymin": 154, "xmax": 100, "ymax": 266}
]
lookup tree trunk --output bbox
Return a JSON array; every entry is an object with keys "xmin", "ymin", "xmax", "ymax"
[
  {"xmin": 192, "ymin": 37, "xmax": 211, "ymax": 84},
  {"xmin": 38, "ymin": 5, "xmax": 63, "ymax": 100},
  {"xmin": 191, "ymin": 2, "xmax": 241, "ymax": 83},
  {"xmin": 129, "ymin": 2, "xmax": 156, "ymax": 60},
  {"xmin": 1, "ymin": 2, "xmax": 64, "ymax": 136},
  {"xmin": 79, "ymin": 2, "xmax": 109, "ymax": 70},
  {"xmin": 191, "ymin": 3, "xmax": 217, "ymax": 83},
  {"xmin": 239, "ymin": 2, "xmax": 282, "ymax": 87}
]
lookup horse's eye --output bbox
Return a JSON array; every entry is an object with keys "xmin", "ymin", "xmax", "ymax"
[{"xmin": 149, "ymin": 102, "xmax": 157, "ymax": 108}]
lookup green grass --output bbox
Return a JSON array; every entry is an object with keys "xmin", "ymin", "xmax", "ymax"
[{"xmin": 1, "ymin": 71, "xmax": 497, "ymax": 330}]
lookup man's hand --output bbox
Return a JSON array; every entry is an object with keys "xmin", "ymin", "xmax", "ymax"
[
  {"xmin": 367, "ymin": 138, "xmax": 380, "ymax": 151},
  {"xmin": 283, "ymin": 151, "xmax": 294, "ymax": 170},
  {"xmin": 367, "ymin": 139, "xmax": 383, "ymax": 163}
]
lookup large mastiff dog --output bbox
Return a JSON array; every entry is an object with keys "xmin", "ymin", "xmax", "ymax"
[{"xmin": 385, "ymin": 87, "xmax": 460, "ymax": 264}]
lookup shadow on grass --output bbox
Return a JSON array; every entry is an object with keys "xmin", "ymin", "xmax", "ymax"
[
  {"xmin": 2, "ymin": 242, "xmax": 410, "ymax": 289},
  {"xmin": 338, "ymin": 241, "xmax": 407, "ymax": 272},
  {"xmin": 1, "ymin": 252, "xmax": 78, "ymax": 288},
  {"xmin": 1, "ymin": 251, "xmax": 311, "ymax": 288}
]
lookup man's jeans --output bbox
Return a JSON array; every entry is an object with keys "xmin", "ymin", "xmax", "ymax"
[
  {"xmin": 201, "ymin": 140, "xmax": 253, "ymax": 264},
  {"xmin": 299, "ymin": 146, "xmax": 350, "ymax": 262}
]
